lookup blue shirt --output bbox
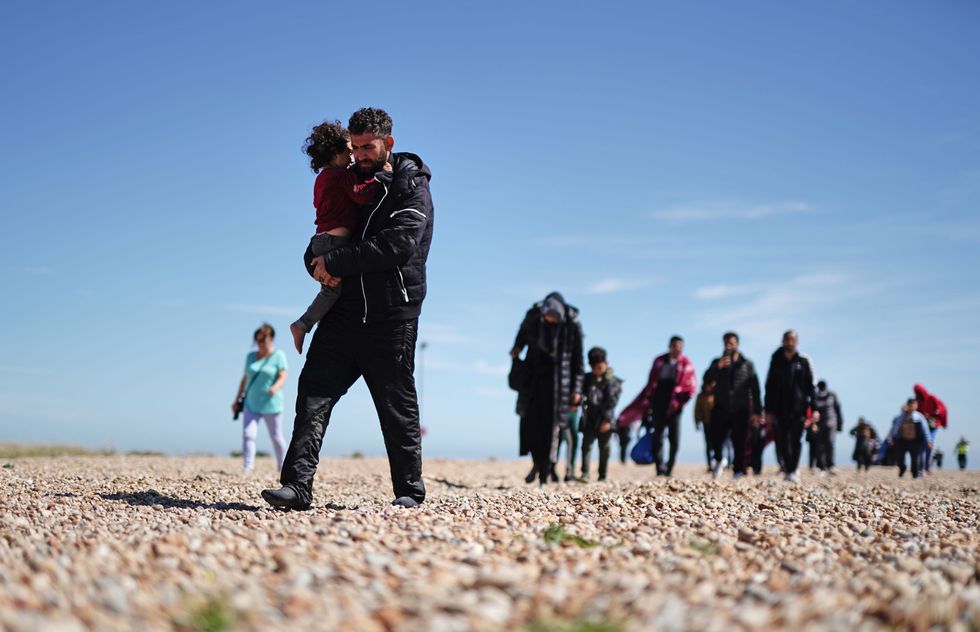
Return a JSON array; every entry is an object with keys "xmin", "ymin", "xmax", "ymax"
[
  {"xmin": 887, "ymin": 411, "xmax": 930, "ymax": 443},
  {"xmin": 243, "ymin": 349, "xmax": 287, "ymax": 414}
]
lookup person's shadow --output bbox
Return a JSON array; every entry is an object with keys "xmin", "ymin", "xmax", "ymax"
[
  {"xmin": 99, "ymin": 490, "xmax": 260, "ymax": 512},
  {"xmin": 99, "ymin": 490, "xmax": 358, "ymax": 512}
]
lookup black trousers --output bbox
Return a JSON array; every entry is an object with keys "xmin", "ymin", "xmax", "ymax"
[
  {"xmin": 710, "ymin": 408, "xmax": 750, "ymax": 474},
  {"xmin": 616, "ymin": 425, "xmax": 630, "ymax": 464},
  {"xmin": 280, "ymin": 315, "xmax": 425, "ymax": 505},
  {"xmin": 774, "ymin": 416, "xmax": 806, "ymax": 474},
  {"xmin": 581, "ymin": 426, "xmax": 612, "ymax": 479},
  {"xmin": 649, "ymin": 409, "xmax": 681, "ymax": 475},
  {"xmin": 854, "ymin": 440, "xmax": 873, "ymax": 470},
  {"xmin": 894, "ymin": 439, "xmax": 923, "ymax": 478},
  {"xmin": 813, "ymin": 429, "xmax": 835, "ymax": 470},
  {"xmin": 959, "ymin": 454, "xmax": 968, "ymax": 470},
  {"xmin": 749, "ymin": 424, "xmax": 764, "ymax": 475}
]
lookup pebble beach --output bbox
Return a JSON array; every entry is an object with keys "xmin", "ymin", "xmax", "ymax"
[{"xmin": 1, "ymin": 456, "xmax": 978, "ymax": 631}]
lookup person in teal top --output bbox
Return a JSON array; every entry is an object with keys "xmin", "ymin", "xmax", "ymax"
[{"xmin": 232, "ymin": 323, "xmax": 288, "ymax": 473}]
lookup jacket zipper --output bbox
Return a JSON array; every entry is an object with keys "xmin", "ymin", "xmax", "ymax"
[
  {"xmin": 360, "ymin": 182, "xmax": 390, "ymax": 323},
  {"xmin": 395, "ymin": 267, "xmax": 409, "ymax": 302}
]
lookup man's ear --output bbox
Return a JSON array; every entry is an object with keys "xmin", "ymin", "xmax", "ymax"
[{"xmin": 385, "ymin": 135, "xmax": 395, "ymax": 151}]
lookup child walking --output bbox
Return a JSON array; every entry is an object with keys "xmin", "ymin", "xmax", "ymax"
[{"xmin": 289, "ymin": 120, "xmax": 385, "ymax": 353}]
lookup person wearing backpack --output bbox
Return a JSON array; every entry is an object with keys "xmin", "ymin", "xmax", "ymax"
[{"xmin": 885, "ymin": 398, "xmax": 932, "ymax": 478}]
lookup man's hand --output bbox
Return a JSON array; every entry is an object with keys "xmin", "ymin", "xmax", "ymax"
[
  {"xmin": 718, "ymin": 356, "xmax": 731, "ymax": 369},
  {"xmin": 598, "ymin": 420, "xmax": 611, "ymax": 433},
  {"xmin": 751, "ymin": 414, "xmax": 762, "ymax": 427},
  {"xmin": 570, "ymin": 392, "xmax": 581, "ymax": 406},
  {"xmin": 510, "ymin": 348, "xmax": 521, "ymax": 359},
  {"xmin": 266, "ymin": 388, "xmax": 277, "ymax": 396},
  {"xmin": 310, "ymin": 256, "xmax": 340, "ymax": 286}
]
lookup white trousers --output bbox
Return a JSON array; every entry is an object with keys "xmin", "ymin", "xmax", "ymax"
[{"xmin": 242, "ymin": 408, "xmax": 286, "ymax": 472}]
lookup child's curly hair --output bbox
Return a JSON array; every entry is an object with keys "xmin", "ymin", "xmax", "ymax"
[{"xmin": 303, "ymin": 120, "xmax": 350, "ymax": 173}]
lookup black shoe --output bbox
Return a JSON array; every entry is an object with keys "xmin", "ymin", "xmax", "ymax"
[
  {"xmin": 261, "ymin": 486, "xmax": 310, "ymax": 510},
  {"xmin": 391, "ymin": 496, "xmax": 420, "ymax": 508},
  {"xmin": 524, "ymin": 465, "xmax": 538, "ymax": 484},
  {"xmin": 549, "ymin": 465, "xmax": 559, "ymax": 483}
]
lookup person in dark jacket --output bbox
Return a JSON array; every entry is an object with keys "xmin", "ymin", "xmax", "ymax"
[
  {"xmin": 849, "ymin": 417, "xmax": 877, "ymax": 471},
  {"xmin": 703, "ymin": 332, "xmax": 762, "ymax": 478},
  {"xmin": 262, "ymin": 108, "xmax": 434, "ymax": 510},
  {"xmin": 578, "ymin": 347, "xmax": 622, "ymax": 481},
  {"xmin": 812, "ymin": 380, "xmax": 844, "ymax": 473},
  {"xmin": 764, "ymin": 330, "xmax": 816, "ymax": 483},
  {"xmin": 511, "ymin": 292, "xmax": 585, "ymax": 485}
]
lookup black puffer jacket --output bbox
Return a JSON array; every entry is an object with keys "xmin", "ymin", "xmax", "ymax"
[
  {"xmin": 703, "ymin": 354, "xmax": 762, "ymax": 415},
  {"xmin": 764, "ymin": 349, "xmax": 816, "ymax": 419},
  {"xmin": 310, "ymin": 152, "xmax": 434, "ymax": 323}
]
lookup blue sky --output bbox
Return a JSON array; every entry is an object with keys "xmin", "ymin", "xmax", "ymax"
[{"xmin": 1, "ymin": 1, "xmax": 978, "ymax": 466}]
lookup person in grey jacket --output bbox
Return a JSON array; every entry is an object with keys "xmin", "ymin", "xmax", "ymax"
[
  {"xmin": 578, "ymin": 347, "xmax": 623, "ymax": 481},
  {"xmin": 812, "ymin": 380, "xmax": 844, "ymax": 473}
]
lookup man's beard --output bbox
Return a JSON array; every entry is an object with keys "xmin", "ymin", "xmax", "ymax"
[{"xmin": 356, "ymin": 150, "xmax": 388, "ymax": 176}]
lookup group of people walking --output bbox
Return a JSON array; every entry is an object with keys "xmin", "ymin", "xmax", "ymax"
[{"xmin": 509, "ymin": 292, "xmax": 961, "ymax": 483}]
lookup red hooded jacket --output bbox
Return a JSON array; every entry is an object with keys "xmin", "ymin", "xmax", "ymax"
[
  {"xmin": 914, "ymin": 383, "xmax": 947, "ymax": 428},
  {"xmin": 618, "ymin": 353, "xmax": 697, "ymax": 429}
]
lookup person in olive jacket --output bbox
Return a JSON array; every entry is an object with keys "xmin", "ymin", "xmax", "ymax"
[
  {"xmin": 764, "ymin": 330, "xmax": 817, "ymax": 483},
  {"xmin": 703, "ymin": 332, "xmax": 762, "ymax": 478},
  {"xmin": 578, "ymin": 346, "xmax": 623, "ymax": 481}
]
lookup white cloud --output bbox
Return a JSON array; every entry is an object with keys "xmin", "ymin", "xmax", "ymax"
[
  {"xmin": 693, "ymin": 284, "xmax": 759, "ymax": 301},
  {"xmin": 427, "ymin": 358, "xmax": 509, "ymax": 376},
  {"xmin": 692, "ymin": 271, "xmax": 862, "ymax": 345},
  {"xmin": 584, "ymin": 278, "xmax": 656, "ymax": 295},
  {"xmin": 652, "ymin": 201, "xmax": 813, "ymax": 222},
  {"xmin": 225, "ymin": 303, "xmax": 300, "ymax": 316},
  {"xmin": 419, "ymin": 323, "xmax": 472, "ymax": 345}
]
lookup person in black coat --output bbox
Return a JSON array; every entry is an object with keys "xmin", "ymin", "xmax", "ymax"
[
  {"xmin": 764, "ymin": 330, "xmax": 816, "ymax": 483},
  {"xmin": 510, "ymin": 292, "xmax": 585, "ymax": 485}
]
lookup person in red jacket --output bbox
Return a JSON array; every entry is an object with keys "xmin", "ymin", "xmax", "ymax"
[
  {"xmin": 617, "ymin": 336, "xmax": 697, "ymax": 476},
  {"xmin": 914, "ymin": 383, "xmax": 947, "ymax": 473}
]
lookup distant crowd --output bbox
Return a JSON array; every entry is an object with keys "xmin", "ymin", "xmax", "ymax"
[{"xmin": 509, "ymin": 292, "xmax": 969, "ymax": 484}]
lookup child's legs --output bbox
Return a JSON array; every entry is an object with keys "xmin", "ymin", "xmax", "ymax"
[
  {"xmin": 242, "ymin": 409, "xmax": 260, "ymax": 471},
  {"xmin": 295, "ymin": 286, "xmax": 343, "ymax": 332},
  {"xmin": 597, "ymin": 431, "xmax": 612, "ymax": 478},
  {"xmin": 295, "ymin": 234, "xmax": 351, "ymax": 332},
  {"xmin": 262, "ymin": 412, "xmax": 287, "ymax": 471}
]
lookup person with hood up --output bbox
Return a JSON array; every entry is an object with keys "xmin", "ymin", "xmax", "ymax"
[
  {"xmin": 914, "ymin": 383, "xmax": 947, "ymax": 473},
  {"xmin": 764, "ymin": 330, "xmax": 816, "ymax": 483},
  {"xmin": 510, "ymin": 292, "xmax": 585, "ymax": 485},
  {"xmin": 578, "ymin": 347, "xmax": 623, "ymax": 481},
  {"xmin": 617, "ymin": 336, "xmax": 697, "ymax": 477}
]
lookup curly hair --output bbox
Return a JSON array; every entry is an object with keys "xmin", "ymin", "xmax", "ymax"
[
  {"xmin": 348, "ymin": 107, "xmax": 392, "ymax": 138},
  {"xmin": 303, "ymin": 120, "xmax": 350, "ymax": 173}
]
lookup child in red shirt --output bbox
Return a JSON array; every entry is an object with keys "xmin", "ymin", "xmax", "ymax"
[{"xmin": 290, "ymin": 121, "xmax": 383, "ymax": 353}]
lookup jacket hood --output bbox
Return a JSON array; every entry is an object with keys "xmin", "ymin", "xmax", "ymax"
[
  {"xmin": 379, "ymin": 152, "xmax": 432, "ymax": 187},
  {"xmin": 914, "ymin": 383, "xmax": 927, "ymax": 397}
]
